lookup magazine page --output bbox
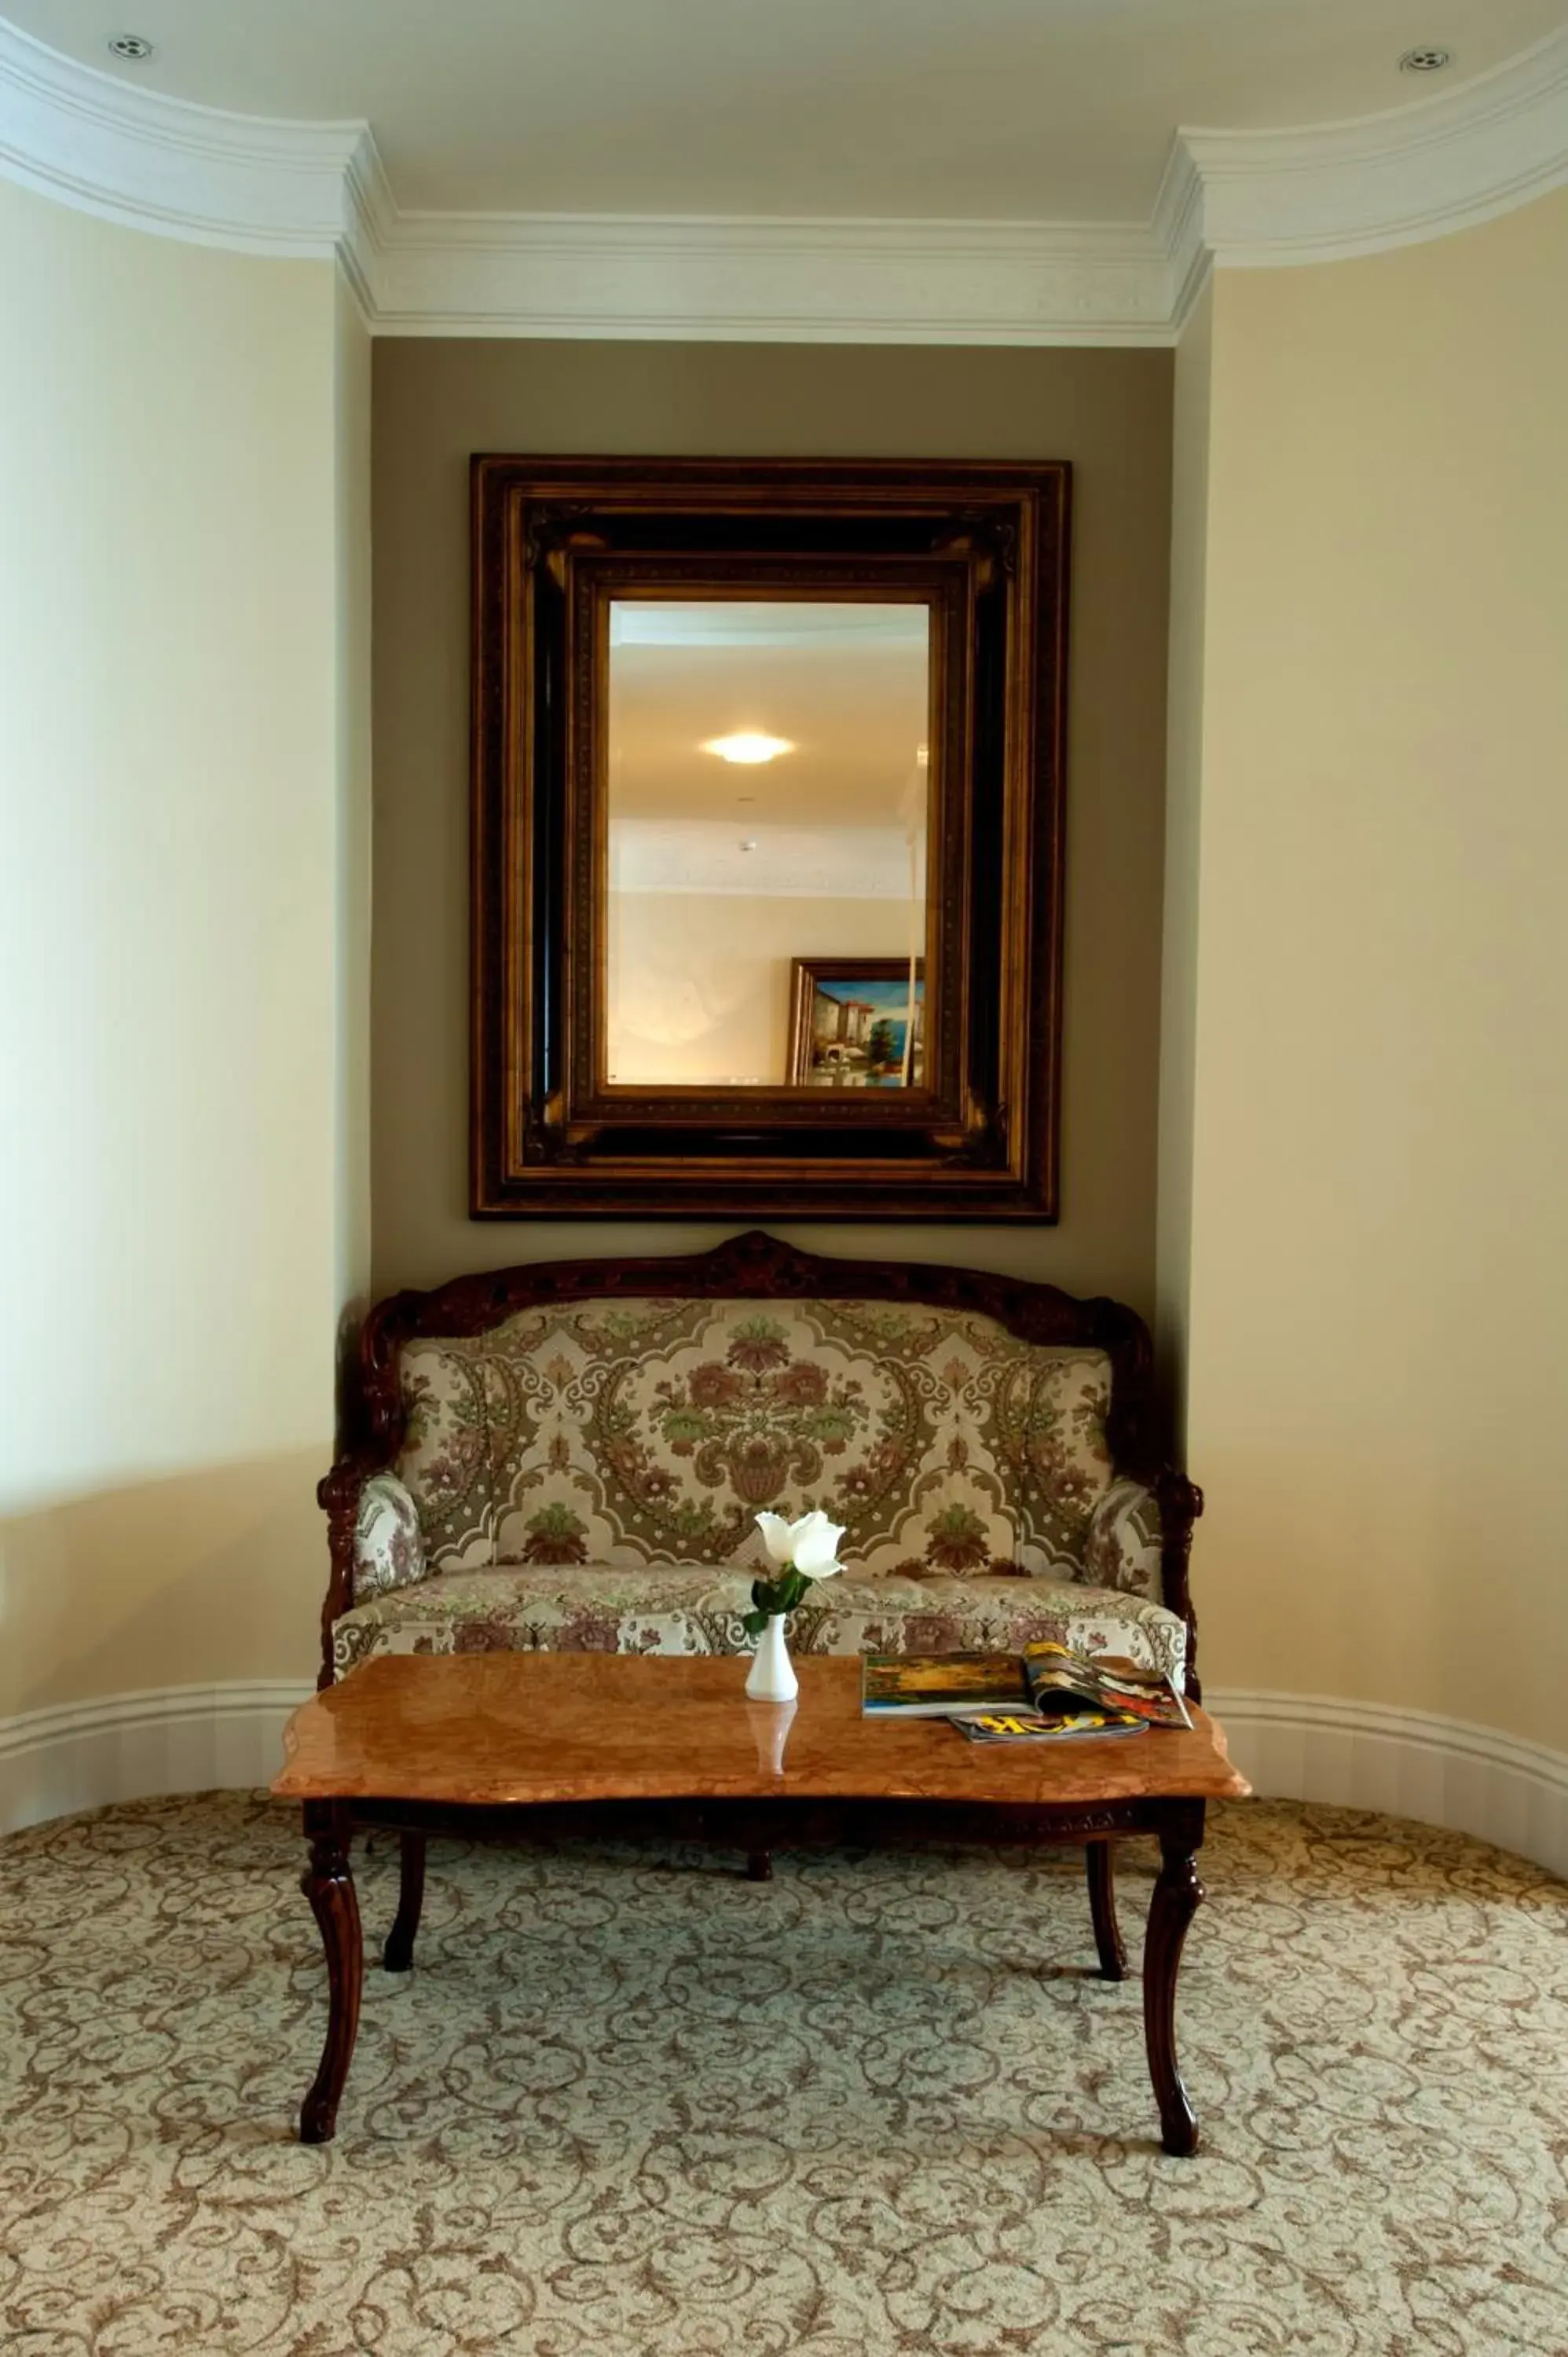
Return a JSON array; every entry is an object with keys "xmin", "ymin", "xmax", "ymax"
[{"xmin": 1020, "ymin": 1644, "xmax": 1189, "ymax": 1727}]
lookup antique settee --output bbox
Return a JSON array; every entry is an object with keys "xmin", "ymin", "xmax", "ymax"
[{"xmin": 317, "ymin": 1233, "xmax": 1202, "ymax": 1695}]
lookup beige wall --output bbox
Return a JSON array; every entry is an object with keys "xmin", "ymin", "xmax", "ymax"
[
  {"xmin": 1162, "ymin": 192, "xmax": 1568, "ymax": 1747},
  {"xmin": 0, "ymin": 180, "xmax": 369, "ymax": 1716},
  {"xmin": 372, "ymin": 341, "xmax": 1174, "ymax": 1310},
  {"xmin": 609, "ymin": 892, "xmax": 918, "ymax": 1084}
]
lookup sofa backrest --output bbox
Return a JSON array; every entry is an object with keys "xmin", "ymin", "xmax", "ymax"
[{"xmin": 394, "ymin": 1294, "xmax": 1116, "ymax": 1582}]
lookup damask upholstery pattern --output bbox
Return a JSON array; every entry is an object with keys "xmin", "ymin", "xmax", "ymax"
[
  {"xmin": 332, "ymin": 1563, "xmax": 1189, "ymax": 1681},
  {"xmin": 392, "ymin": 1297, "xmax": 1122, "ymax": 1584},
  {"xmin": 1084, "ymin": 1475, "xmax": 1164, "ymax": 1598},
  {"xmin": 338, "ymin": 1293, "xmax": 1186, "ymax": 1680}
]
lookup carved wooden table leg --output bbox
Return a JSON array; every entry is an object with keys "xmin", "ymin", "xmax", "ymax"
[
  {"xmin": 383, "ymin": 1830, "xmax": 427, "ymax": 1973},
  {"xmin": 1142, "ymin": 1803, "xmax": 1206, "ymax": 2157},
  {"xmin": 1086, "ymin": 1839, "xmax": 1127, "ymax": 1981},
  {"xmin": 299, "ymin": 1802, "xmax": 363, "ymax": 2145}
]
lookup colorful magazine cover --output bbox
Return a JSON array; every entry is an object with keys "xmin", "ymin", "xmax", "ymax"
[
  {"xmin": 860, "ymin": 1652, "xmax": 1026, "ymax": 1716},
  {"xmin": 950, "ymin": 1708, "xmax": 1149, "ymax": 1744}
]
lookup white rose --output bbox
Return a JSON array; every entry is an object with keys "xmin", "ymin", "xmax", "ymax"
[{"xmin": 754, "ymin": 1508, "xmax": 844, "ymax": 1580}]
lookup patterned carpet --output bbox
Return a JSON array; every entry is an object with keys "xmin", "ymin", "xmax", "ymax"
[{"xmin": 2, "ymin": 1794, "xmax": 1566, "ymax": 2357}]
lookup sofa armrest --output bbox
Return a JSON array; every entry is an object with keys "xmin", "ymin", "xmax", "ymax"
[
  {"xmin": 1082, "ymin": 1468, "xmax": 1204, "ymax": 1691},
  {"xmin": 350, "ymin": 1472, "xmax": 427, "ymax": 1604},
  {"xmin": 317, "ymin": 1453, "xmax": 426, "ymax": 1686}
]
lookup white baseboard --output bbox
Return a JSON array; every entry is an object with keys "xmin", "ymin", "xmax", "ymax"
[
  {"xmin": 2, "ymin": 1681, "xmax": 1565, "ymax": 1882},
  {"xmin": 0, "ymin": 1681, "xmax": 307, "ymax": 1835},
  {"xmin": 1209, "ymin": 1688, "xmax": 1568, "ymax": 1882}
]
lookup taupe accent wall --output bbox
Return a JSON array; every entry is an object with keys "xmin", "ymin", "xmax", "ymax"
[{"xmin": 372, "ymin": 340, "xmax": 1173, "ymax": 1309}]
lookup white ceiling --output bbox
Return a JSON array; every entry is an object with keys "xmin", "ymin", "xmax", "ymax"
[
  {"xmin": 609, "ymin": 607, "xmax": 930, "ymax": 827},
  {"xmin": 8, "ymin": 0, "xmax": 1566, "ymax": 221}
]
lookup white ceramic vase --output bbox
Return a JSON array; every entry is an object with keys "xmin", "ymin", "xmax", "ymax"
[{"xmin": 745, "ymin": 1612, "xmax": 798, "ymax": 1704}]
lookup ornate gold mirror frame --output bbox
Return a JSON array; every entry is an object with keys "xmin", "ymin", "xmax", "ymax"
[{"xmin": 471, "ymin": 456, "xmax": 1069, "ymax": 1219}]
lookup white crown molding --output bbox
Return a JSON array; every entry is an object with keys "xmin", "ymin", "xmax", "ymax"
[
  {"xmin": 2, "ymin": 12, "xmax": 1566, "ymax": 338},
  {"xmin": 1152, "ymin": 137, "xmax": 1211, "ymax": 334},
  {"xmin": 0, "ymin": 14, "xmax": 367, "ymax": 258},
  {"xmin": 3, "ymin": 1677, "xmax": 1564, "ymax": 1884},
  {"xmin": 361, "ymin": 206, "xmax": 1174, "ymax": 344},
  {"xmin": 1179, "ymin": 22, "xmax": 1568, "ymax": 269}
]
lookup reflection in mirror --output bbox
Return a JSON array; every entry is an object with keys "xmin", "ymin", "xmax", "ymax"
[{"xmin": 605, "ymin": 600, "xmax": 931, "ymax": 1089}]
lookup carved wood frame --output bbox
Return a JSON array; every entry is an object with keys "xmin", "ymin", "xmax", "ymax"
[
  {"xmin": 471, "ymin": 456, "xmax": 1071, "ymax": 1220},
  {"xmin": 318, "ymin": 1230, "xmax": 1202, "ymax": 1693}
]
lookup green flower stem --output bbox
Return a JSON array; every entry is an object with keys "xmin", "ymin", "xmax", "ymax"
[{"xmin": 742, "ymin": 1570, "xmax": 817, "ymax": 1637}]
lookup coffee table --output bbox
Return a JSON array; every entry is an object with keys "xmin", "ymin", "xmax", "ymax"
[{"xmin": 273, "ymin": 1653, "xmax": 1250, "ymax": 2154}]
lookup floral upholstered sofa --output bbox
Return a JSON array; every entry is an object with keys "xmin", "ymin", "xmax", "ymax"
[{"xmin": 317, "ymin": 1233, "xmax": 1203, "ymax": 1694}]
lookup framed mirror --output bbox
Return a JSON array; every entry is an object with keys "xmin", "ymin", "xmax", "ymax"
[{"xmin": 471, "ymin": 457, "xmax": 1069, "ymax": 1219}]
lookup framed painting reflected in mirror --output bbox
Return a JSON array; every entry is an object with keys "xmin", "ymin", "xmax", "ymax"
[
  {"xmin": 786, "ymin": 959, "xmax": 927, "ymax": 1091},
  {"xmin": 471, "ymin": 456, "xmax": 1069, "ymax": 1219}
]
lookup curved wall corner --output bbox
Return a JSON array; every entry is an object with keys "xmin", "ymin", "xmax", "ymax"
[
  {"xmin": 1160, "ymin": 188, "xmax": 1568, "ymax": 1877},
  {"xmin": 1209, "ymin": 1692, "xmax": 1568, "ymax": 1882},
  {"xmin": 0, "ymin": 172, "xmax": 370, "ymax": 1827},
  {"xmin": 0, "ymin": 1684, "xmax": 306, "ymax": 1836}
]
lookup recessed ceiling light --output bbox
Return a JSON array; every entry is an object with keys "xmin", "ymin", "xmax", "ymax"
[
  {"xmin": 702, "ymin": 732, "xmax": 794, "ymax": 766},
  {"xmin": 1398, "ymin": 45, "xmax": 1452, "ymax": 73},
  {"xmin": 107, "ymin": 33, "xmax": 156, "ymax": 61}
]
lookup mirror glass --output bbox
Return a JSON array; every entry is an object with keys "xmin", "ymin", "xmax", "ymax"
[{"xmin": 605, "ymin": 599, "xmax": 932, "ymax": 1088}]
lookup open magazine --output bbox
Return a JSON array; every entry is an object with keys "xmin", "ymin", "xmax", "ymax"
[
  {"xmin": 1021, "ymin": 1642, "xmax": 1192, "ymax": 1728},
  {"xmin": 861, "ymin": 1641, "xmax": 1190, "ymax": 1741}
]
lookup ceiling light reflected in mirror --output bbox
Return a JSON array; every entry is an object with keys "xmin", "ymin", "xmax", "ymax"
[{"xmin": 702, "ymin": 731, "xmax": 795, "ymax": 765}]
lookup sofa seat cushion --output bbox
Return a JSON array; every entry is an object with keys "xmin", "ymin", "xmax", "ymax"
[{"xmin": 331, "ymin": 1563, "xmax": 1188, "ymax": 1684}]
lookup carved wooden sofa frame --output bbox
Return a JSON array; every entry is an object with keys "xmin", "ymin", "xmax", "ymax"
[{"xmin": 317, "ymin": 1230, "xmax": 1202, "ymax": 1695}]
